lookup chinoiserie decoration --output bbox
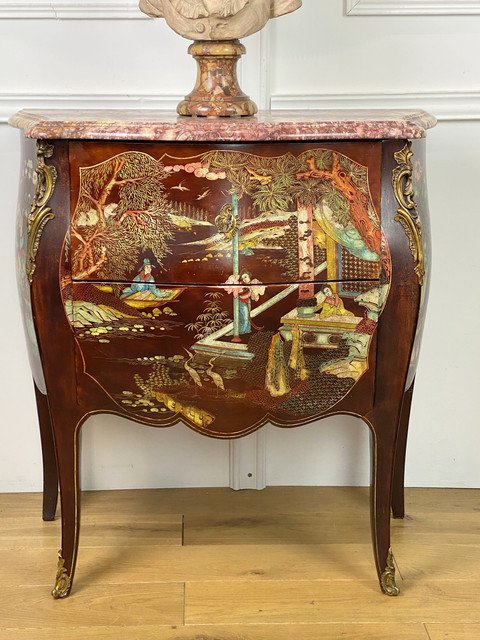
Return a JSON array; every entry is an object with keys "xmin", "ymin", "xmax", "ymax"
[
  {"xmin": 139, "ymin": 0, "xmax": 302, "ymax": 117},
  {"xmin": 63, "ymin": 146, "xmax": 392, "ymax": 433}
]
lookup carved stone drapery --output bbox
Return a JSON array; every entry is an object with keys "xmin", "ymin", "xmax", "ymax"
[{"xmin": 139, "ymin": 0, "xmax": 302, "ymax": 40}]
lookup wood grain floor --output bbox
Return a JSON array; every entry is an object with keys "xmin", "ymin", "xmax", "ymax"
[{"xmin": 0, "ymin": 487, "xmax": 479, "ymax": 639}]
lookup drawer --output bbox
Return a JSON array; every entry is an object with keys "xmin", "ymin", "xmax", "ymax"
[
  {"xmin": 65, "ymin": 279, "xmax": 388, "ymax": 436},
  {"xmin": 67, "ymin": 141, "xmax": 387, "ymax": 288}
]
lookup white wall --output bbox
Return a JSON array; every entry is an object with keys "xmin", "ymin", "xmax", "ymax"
[{"xmin": 0, "ymin": 0, "xmax": 478, "ymax": 492}]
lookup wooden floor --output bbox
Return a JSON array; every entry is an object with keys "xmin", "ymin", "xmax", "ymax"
[{"xmin": 1, "ymin": 487, "xmax": 479, "ymax": 639}]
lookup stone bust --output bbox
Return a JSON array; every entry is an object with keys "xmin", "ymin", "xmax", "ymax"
[{"xmin": 139, "ymin": 0, "xmax": 302, "ymax": 40}]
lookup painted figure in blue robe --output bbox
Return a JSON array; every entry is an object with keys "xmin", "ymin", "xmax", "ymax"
[
  {"xmin": 225, "ymin": 270, "xmax": 266, "ymax": 335},
  {"xmin": 238, "ymin": 277, "xmax": 252, "ymax": 334},
  {"xmin": 121, "ymin": 258, "xmax": 168, "ymax": 299}
]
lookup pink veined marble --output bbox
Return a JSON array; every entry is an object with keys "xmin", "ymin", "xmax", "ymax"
[{"xmin": 9, "ymin": 109, "xmax": 436, "ymax": 142}]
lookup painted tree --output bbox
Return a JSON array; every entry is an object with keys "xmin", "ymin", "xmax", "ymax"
[
  {"xmin": 202, "ymin": 150, "xmax": 253, "ymax": 199},
  {"xmin": 71, "ymin": 152, "xmax": 173, "ymax": 282},
  {"xmin": 186, "ymin": 292, "xmax": 231, "ymax": 341},
  {"xmin": 245, "ymin": 151, "xmax": 329, "ymax": 304},
  {"xmin": 287, "ymin": 151, "xmax": 332, "ymax": 302},
  {"xmin": 204, "ymin": 151, "xmax": 324, "ymax": 301},
  {"xmin": 190, "ymin": 149, "xmax": 384, "ymax": 306},
  {"xmin": 292, "ymin": 149, "xmax": 390, "ymax": 293},
  {"xmin": 296, "ymin": 151, "xmax": 382, "ymax": 258},
  {"xmin": 248, "ymin": 154, "xmax": 296, "ymax": 213}
]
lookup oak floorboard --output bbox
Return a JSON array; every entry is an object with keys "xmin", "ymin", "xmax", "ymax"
[
  {"xmin": 399, "ymin": 488, "xmax": 480, "ymax": 514},
  {"xmin": 185, "ymin": 511, "xmax": 480, "ymax": 546},
  {"xmin": 1, "ymin": 543, "xmax": 379, "ymax": 586},
  {"xmin": 64, "ymin": 486, "xmax": 480, "ymax": 515},
  {"xmin": 426, "ymin": 624, "xmax": 480, "ymax": 639},
  {"xmin": 0, "ymin": 513, "xmax": 183, "ymax": 549},
  {"xmin": 184, "ymin": 512, "xmax": 372, "ymax": 545},
  {"xmin": 1, "ymin": 487, "xmax": 479, "ymax": 636},
  {"xmin": 392, "ymin": 512, "xmax": 480, "ymax": 539},
  {"xmin": 0, "ymin": 624, "xmax": 430, "ymax": 640},
  {"xmin": 185, "ymin": 580, "xmax": 480, "ymax": 625},
  {"xmin": 0, "ymin": 487, "xmax": 477, "ymax": 517},
  {"xmin": 0, "ymin": 487, "xmax": 371, "ymax": 517},
  {"xmin": 0, "ymin": 583, "xmax": 184, "ymax": 629},
  {"xmin": 396, "ymin": 543, "xmax": 480, "ymax": 581}
]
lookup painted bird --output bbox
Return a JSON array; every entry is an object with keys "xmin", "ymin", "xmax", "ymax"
[
  {"xmin": 206, "ymin": 357, "xmax": 225, "ymax": 394},
  {"xmin": 197, "ymin": 188, "xmax": 211, "ymax": 201},
  {"xmin": 171, "ymin": 181, "xmax": 190, "ymax": 192},
  {"xmin": 183, "ymin": 349, "xmax": 203, "ymax": 388}
]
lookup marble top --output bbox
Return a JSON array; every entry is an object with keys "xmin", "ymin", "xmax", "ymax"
[{"xmin": 9, "ymin": 109, "xmax": 437, "ymax": 141}]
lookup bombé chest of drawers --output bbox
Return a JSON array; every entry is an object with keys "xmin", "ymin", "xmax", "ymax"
[{"xmin": 11, "ymin": 109, "xmax": 436, "ymax": 599}]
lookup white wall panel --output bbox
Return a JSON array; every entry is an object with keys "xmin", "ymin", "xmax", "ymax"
[
  {"xmin": 345, "ymin": 1, "xmax": 480, "ymax": 16},
  {"xmin": 0, "ymin": 20, "xmax": 190, "ymax": 94},
  {"xmin": 1, "ymin": 0, "xmax": 479, "ymax": 492},
  {"xmin": 271, "ymin": 2, "xmax": 480, "ymax": 94},
  {"xmin": 0, "ymin": 1, "xmax": 143, "ymax": 19},
  {"xmin": 80, "ymin": 417, "xmax": 230, "ymax": 491},
  {"xmin": 266, "ymin": 418, "xmax": 371, "ymax": 487}
]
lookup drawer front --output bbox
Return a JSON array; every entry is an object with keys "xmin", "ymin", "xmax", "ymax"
[
  {"xmin": 64, "ymin": 279, "xmax": 387, "ymax": 437},
  {"xmin": 68, "ymin": 141, "xmax": 387, "ymax": 287}
]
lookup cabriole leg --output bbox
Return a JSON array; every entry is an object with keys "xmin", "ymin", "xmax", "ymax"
[
  {"xmin": 50, "ymin": 410, "xmax": 83, "ymax": 599},
  {"xmin": 392, "ymin": 381, "xmax": 415, "ymax": 519},
  {"xmin": 367, "ymin": 411, "xmax": 400, "ymax": 597},
  {"xmin": 33, "ymin": 382, "xmax": 58, "ymax": 521}
]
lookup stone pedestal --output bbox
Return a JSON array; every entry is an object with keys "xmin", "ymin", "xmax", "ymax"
[{"xmin": 177, "ymin": 40, "xmax": 258, "ymax": 117}]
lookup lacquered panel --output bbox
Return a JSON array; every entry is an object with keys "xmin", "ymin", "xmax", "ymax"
[
  {"xmin": 65, "ymin": 279, "xmax": 388, "ymax": 437},
  {"xmin": 67, "ymin": 141, "xmax": 387, "ymax": 287}
]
